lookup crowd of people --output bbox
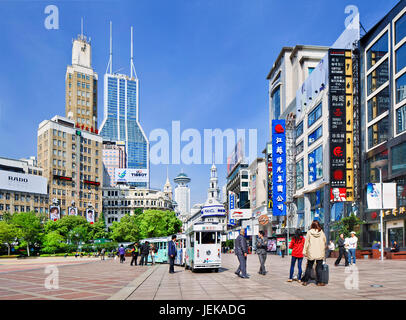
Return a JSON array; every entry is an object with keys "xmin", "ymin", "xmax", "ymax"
[
  {"xmin": 234, "ymin": 219, "xmax": 367, "ymax": 287},
  {"xmin": 99, "ymin": 241, "xmax": 159, "ymax": 266}
]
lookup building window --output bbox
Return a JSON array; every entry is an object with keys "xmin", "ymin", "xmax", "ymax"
[
  {"xmin": 396, "ymin": 72, "xmax": 406, "ymax": 103},
  {"xmin": 366, "ymin": 32, "xmax": 388, "ymax": 70},
  {"xmin": 367, "ymin": 86, "xmax": 390, "ymax": 122},
  {"xmin": 368, "ymin": 116, "xmax": 389, "ymax": 149},
  {"xmin": 296, "ymin": 141, "xmax": 304, "ymax": 155},
  {"xmin": 397, "ymin": 104, "xmax": 406, "ymax": 134},
  {"xmin": 296, "ymin": 159, "xmax": 304, "ymax": 190},
  {"xmin": 308, "ymin": 67, "xmax": 315, "ymax": 75},
  {"xmin": 308, "ymin": 125, "xmax": 322, "ymax": 146},
  {"xmin": 392, "ymin": 142, "xmax": 406, "ymax": 174},
  {"xmin": 396, "ymin": 43, "xmax": 406, "ymax": 73},
  {"xmin": 308, "ymin": 145, "xmax": 323, "ymax": 184},
  {"xmin": 367, "ymin": 59, "xmax": 389, "ymax": 96},
  {"xmin": 308, "ymin": 103, "xmax": 322, "ymax": 128},
  {"xmin": 395, "ymin": 12, "xmax": 406, "ymax": 45},
  {"xmin": 271, "ymin": 86, "xmax": 281, "ymax": 120},
  {"xmin": 296, "ymin": 122, "xmax": 303, "ymax": 138}
]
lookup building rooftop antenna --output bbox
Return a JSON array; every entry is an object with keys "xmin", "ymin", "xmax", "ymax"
[
  {"xmin": 130, "ymin": 26, "xmax": 138, "ymax": 79},
  {"xmin": 106, "ymin": 21, "xmax": 113, "ymax": 74}
]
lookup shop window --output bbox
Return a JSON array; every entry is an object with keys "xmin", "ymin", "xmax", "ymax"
[{"xmin": 397, "ymin": 104, "xmax": 406, "ymax": 134}]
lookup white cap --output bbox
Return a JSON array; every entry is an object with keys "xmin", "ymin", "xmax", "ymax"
[{"xmin": 350, "ymin": 231, "xmax": 356, "ymax": 234}]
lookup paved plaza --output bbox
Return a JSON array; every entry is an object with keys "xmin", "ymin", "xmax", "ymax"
[{"xmin": 0, "ymin": 254, "xmax": 405, "ymax": 300}]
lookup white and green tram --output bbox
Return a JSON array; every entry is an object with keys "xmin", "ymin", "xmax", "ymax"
[{"xmin": 184, "ymin": 222, "xmax": 222, "ymax": 272}]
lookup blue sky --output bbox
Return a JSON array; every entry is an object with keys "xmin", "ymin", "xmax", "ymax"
[{"xmin": 0, "ymin": 0, "xmax": 399, "ymax": 205}]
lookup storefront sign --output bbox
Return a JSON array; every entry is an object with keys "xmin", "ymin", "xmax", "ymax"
[
  {"xmin": 230, "ymin": 209, "xmax": 252, "ymax": 220},
  {"xmin": 272, "ymin": 120, "xmax": 286, "ymax": 216},
  {"xmin": 329, "ymin": 49, "xmax": 354, "ymax": 201},
  {"xmin": 258, "ymin": 215, "xmax": 269, "ymax": 226}
]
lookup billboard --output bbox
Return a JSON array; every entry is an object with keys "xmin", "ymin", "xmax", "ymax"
[
  {"xmin": 0, "ymin": 170, "xmax": 47, "ymax": 195},
  {"xmin": 227, "ymin": 138, "xmax": 244, "ymax": 176},
  {"xmin": 68, "ymin": 207, "xmax": 78, "ymax": 216},
  {"xmin": 49, "ymin": 205, "xmax": 60, "ymax": 221},
  {"xmin": 272, "ymin": 120, "xmax": 286, "ymax": 216},
  {"xmin": 229, "ymin": 209, "xmax": 251, "ymax": 220},
  {"xmin": 115, "ymin": 168, "xmax": 148, "ymax": 183},
  {"xmin": 367, "ymin": 183, "xmax": 397, "ymax": 209},
  {"xmin": 86, "ymin": 208, "xmax": 95, "ymax": 224},
  {"xmin": 266, "ymin": 143, "xmax": 272, "ymax": 209},
  {"xmin": 329, "ymin": 49, "xmax": 354, "ymax": 202}
]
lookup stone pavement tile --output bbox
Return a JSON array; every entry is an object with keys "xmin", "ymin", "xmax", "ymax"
[
  {"xmin": 0, "ymin": 294, "xmax": 33, "ymax": 300},
  {"xmin": 55, "ymin": 291, "xmax": 102, "ymax": 299}
]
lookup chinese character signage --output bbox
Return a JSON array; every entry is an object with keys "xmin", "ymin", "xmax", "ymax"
[
  {"xmin": 266, "ymin": 145, "xmax": 272, "ymax": 209},
  {"xmin": 328, "ymin": 49, "xmax": 354, "ymax": 202},
  {"xmin": 272, "ymin": 120, "xmax": 286, "ymax": 216}
]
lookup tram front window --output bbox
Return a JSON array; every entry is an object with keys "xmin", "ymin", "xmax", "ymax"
[{"xmin": 201, "ymin": 232, "xmax": 216, "ymax": 244}]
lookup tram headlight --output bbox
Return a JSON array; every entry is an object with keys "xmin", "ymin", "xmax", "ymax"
[{"xmin": 206, "ymin": 250, "xmax": 211, "ymax": 256}]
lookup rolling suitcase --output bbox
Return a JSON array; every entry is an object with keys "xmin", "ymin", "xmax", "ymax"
[{"xmin": 320, "ymin": 260, "xmax": 329, "ymax": 284}]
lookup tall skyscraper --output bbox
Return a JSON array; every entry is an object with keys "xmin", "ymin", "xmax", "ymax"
[
  {"xmin": 65, "ymin": 22, "xmax": 98, "ymax": 132},
  {"xmin": 174, "ymin": 171, "xmax": 191, "ymax": 218},
  {"xmin": 99, "ymin": 23, "xmax": 149, "ymax": 188}
]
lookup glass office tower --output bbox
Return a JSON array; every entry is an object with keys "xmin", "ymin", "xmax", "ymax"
[{"xmin": 99, "ymin": 73, "xmax": 149, "ymax": 188}]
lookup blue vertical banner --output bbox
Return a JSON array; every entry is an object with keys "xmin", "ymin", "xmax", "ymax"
[{"xmin": 272, "ymin": 120, "xmax": 286, "ymax": 216}]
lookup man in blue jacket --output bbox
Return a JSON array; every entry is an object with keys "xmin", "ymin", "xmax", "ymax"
[{"xmin": 168, "ymin": 234, "xmax": 177, "ymax": 274}]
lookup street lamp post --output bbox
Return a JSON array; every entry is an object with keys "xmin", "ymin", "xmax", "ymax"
[{"xmin": 371, "ymin": 159, "xmax": 388, "ymax": 262}]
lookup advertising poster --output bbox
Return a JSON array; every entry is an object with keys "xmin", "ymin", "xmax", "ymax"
[
  {"xmin": 330, "ymin": 187, "xmax": 347, "ymax": 201},
  {"xmin": 267, "ymin": 239, "xmax": 276, "ymax": 252},
  {"xmin": 86, "ymin": 208, "xmax": 95, "ymax": 224},
  {"xmin": 115, "ymin": 168, "xmax": 148, "ymax": 183},
  {"xmin": 272, "ymin": 120, "xmax": 286, "ymax": 216},
  {"xmin": 68, "ymin": 207, "xmax": 78, "ymax": 216},
  {"xmin": 49, "ymin": 205, "xmax": 60, "ymax": 221},
  {"xmin": 367, "ymin": 183, "xmax": 397, "ymax": 209}
]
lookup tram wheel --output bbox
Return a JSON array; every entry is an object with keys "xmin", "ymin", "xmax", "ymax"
[{"xmin": 214, "ymin": 268, "xmax": 219, "ymax": 273}]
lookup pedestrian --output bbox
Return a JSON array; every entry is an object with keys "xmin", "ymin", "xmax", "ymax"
[
  {"xmin": 234, "ymin": 229, "xmax": 249, "ymax": 279},
  {"xmin": 100, "ymin": 248, "xmax": 106, "ymax": 261},
  {"xmin": 168, "ymin": 235, "xmax": 177, "ymax": 273},
  {"xmin": 118, "ymin": 245, "xmax": 126, "ymax": 264},
  {"xmin": 256, "ymin": 230, "xmax": 268, "ymax": 275},
  {"xmin": 301, "ymin": 220, "xmax": 327, "ymax": 286},
  {"xmin": 280, "ymin": 241, "xmax": 286, "ymax": 258},
  {"xmin": 150, "ymin": 244, "xmax": 157, "ymax": 265},
  {"xmin": 287, "ymin": 229, "xmax": 305, "ymax": 283},
  {"xmin": 347, "ymin": 231, "xmax": 358, "ymax": 265},
  {"xmin": 372, "ymin": 241, "xmax": 381, "ymax": 250},
  {"xmin": 327, "ymin": 240, "xmax": 335, "ymax": 258},
  {"xmin": 130, "ymin": 244, "xmax": 139, "ymax": 266},
  {"xmin": 334, "ymin": 233, "xmax": 349, "ymax": 267},
  {"xmin": 391, "ymin": 241, "xmax": 400, "ymax": 252},
  {"xmin": 140, "ymin": 241, "xmax": 149, "ymax": 266}
]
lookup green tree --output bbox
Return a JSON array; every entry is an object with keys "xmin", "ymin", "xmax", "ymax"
[
  {"xmin": 135, "ymin": 210, "xmax": 182, "ymax": 239},
  {"xmin": 41, "ymin": 231, "xmax": 66, "ymax": 254},
  {"xmin": 89, "ymin": 214, "xmax": 109, "ymax": 241},
  {"xmin": 109, "ymin": 214, "xmax": 140, "ymax": 242},
  {"xmin": 45, "ymin": 215, "xmax": 90, "ymax": 244},
  {"xmin": 332, "ymin": 213, "xmax": 364, "ymax": 243},
  {"xmin": 11, "ymin": 212, "xmax": 42, "ymax": 256},
  {"xmin": 133, "ymin": 208, "xmax": 143, "ymax": 216},
  {"xmin": 0, "ymin": 221, "xmax": 18, "ymax": 255}
]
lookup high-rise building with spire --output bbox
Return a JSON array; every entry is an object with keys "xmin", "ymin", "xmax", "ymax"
[
  {"xmin": 163, "ymin": 167, "xmax": 173, "ymax": 201},
  {"xmin": 65, "ymin": 19, "xmax": 99, "ymax": 132},
  {"xmin": 99, "ymin": 23, "xmax": 149, "ymax": 188}
]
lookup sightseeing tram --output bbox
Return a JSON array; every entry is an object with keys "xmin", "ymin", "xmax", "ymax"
[
  {"xmin": 139, "ymin": 237, "xmax": 169, "ymax": 263},
  {"xmin": 184, "ymin": 222, "xmax": 222, "ymax": 272},
  {"xmin": 174, "ymin": 233, "xmax": 187, "ymax": 266}
]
